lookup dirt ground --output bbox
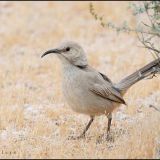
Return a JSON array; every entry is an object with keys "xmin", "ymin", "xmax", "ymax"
[{"xmin": 0, "ymin": 1, "xmax": 160, "ymax": 159}]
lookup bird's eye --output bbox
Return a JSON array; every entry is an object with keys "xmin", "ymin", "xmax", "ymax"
[{"xmin": 66, "ymin": 47, "xmax": 70, "ymax": 52}]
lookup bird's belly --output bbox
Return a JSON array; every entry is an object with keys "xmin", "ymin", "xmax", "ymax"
[{"xmin": 62, "ymin": 83, "xmax": 117, "ymax": 116}]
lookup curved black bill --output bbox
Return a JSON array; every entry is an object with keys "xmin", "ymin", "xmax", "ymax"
[{"xmin": 41, "ymin": 49, "xmax": 61, "ymax": 58}]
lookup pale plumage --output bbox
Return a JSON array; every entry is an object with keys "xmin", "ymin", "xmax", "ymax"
[{"xmin": 42, "ymin": 41, "xmax": 160, "ymax": 139}]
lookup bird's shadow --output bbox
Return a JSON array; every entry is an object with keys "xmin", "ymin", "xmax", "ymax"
[
  {"xmin": 96, "ymin": 127, "xmax": 129, "ymax": 144},
  {"xmin": 66, "ymin": 127, "xmax": 129, "ymax": 145}
]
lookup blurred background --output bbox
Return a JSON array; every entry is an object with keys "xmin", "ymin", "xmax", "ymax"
[{"xmin": 0, "ymin": 1, "xmax": 160, "ymax": 159}]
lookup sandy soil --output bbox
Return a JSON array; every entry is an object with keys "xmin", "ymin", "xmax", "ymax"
[{"xmin": 0, "ymin": 1, "xmax": 160, "ymax": 159}]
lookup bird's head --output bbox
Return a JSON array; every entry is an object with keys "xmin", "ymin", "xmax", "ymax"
[{"xmin": 41, "ymin": 41, "xmax": 88, "ymax": 68}]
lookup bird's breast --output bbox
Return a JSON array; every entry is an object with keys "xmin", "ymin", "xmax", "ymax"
[
  {"xmin": 62, "ymin": 67, "xmax": 86, "ymax": 106},
  {"xmin": 62, "ymin": 67, "xmax": 93, "ymax": 112}
]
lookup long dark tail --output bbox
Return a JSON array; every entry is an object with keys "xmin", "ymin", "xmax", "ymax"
[{"xmin": 115, "ymin": 58, "xmax": 160, "ymax": 94}]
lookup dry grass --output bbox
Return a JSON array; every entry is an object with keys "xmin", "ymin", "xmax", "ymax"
[{"xmin": 0, "ymin": 1, "xmax": 160, "ymax": 159}]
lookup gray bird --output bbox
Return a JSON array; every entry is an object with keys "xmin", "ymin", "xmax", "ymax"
[{"xmin": 41, "ymin": 41, "xmax": 160, "ymax": 139}]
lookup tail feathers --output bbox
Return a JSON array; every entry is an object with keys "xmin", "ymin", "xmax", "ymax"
[{"xmin": 115, "ymin": 58, "xmax": 160, "ymax": 93}]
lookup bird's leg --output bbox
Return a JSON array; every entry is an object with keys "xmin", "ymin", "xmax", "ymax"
[
  {"xmin": 103, "ymin": 113, "xmax": 114, "ymax": 142},
  {"xmin": 107, "ymin": 113, "xmax": 112, "ymax": 134},
  {"xmin": 70, "ymin": 116, "xmax": 94, "ymax": 140},
  {"xmin": 79, "ymin": 116, "xmax": 94, "ymax": 138},
  {"xmin": 96, "ymin": 113, "xmax": 113, "ymax": 143}
]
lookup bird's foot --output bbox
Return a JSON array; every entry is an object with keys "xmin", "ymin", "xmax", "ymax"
[
  {"xmin": 106, "ymin": 132, "xmax": 114, "ymax": 142},
  {"xmin": 68, "ymin": 134, "xmax": 85, "ymax": 140},
  {"xmin": 96, "ymin": 132, "xmax": 114, "ymax": 143}
]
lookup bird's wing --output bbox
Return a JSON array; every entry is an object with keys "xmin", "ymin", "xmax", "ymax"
[
  {"xmin": 89, "ymin": 82, "xmax": 126, "ymax": 104},
  {"xmin": 85, "ymin": 66, "xmax": 126, "ymax": 104}
]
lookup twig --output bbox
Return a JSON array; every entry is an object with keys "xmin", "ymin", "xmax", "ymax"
[{"xmin": 149, "ymin": 104, "xmax": 160, "ymax": 112}]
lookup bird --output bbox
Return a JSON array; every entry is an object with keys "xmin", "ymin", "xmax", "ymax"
[{"xmin": 41, "ymin": 41, "xmax": 160, "ymax": 139}]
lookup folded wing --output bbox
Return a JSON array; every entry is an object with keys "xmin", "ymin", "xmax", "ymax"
[{"xmin": 90, "ymin": 83, "xmax": 126, "ymax": 105}]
